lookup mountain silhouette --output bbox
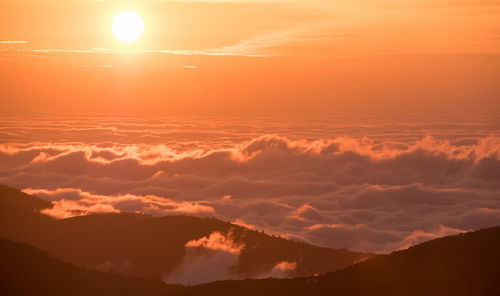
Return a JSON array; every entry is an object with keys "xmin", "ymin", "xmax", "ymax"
[
  {"xmin": 0, "ymin": 185, "xmax": 372, "ymax": 281},
  {"xmin": 1, "ymin": 224, "xmax": 499, "ymax": 295},
  {"xmin": 178, "ymin": 226, "xmax": 500, "ymax": 296},
  {"xmin": 0, "ymin": 237, "xmax": 181, "ymax": 296}
]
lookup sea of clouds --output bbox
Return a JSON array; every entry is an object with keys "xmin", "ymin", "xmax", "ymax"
[{"xmin": 1, "ymin": 116, "xmax": 499, "ymax": 253}]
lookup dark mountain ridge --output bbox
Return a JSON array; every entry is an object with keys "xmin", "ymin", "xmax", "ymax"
[
  {"xmin": 1, "ymin": 226, "xmax": 499, "ymax": 295},
  {"xmin": 0, "ymin": 184, "xmax": 372, "ymax": 280},
  {"xmin": 181, "ymin": 226, "xmax": 500, "ymax": 296},
  {"xmin": 0, "ymin": 237, "xmax": 180, "ymax": 296}
]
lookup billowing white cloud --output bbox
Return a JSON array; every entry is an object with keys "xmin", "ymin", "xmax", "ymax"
[
  {"xmin": 164, "ymin": 231, "xmax": 244, "ymax": 285},
  {"xmin": 185, "ymin": 231, "xmax": 244, "ymax": 255},
  {"xmin": 1, "ymin": 117, "xmax": 500, "ymax": 253}
]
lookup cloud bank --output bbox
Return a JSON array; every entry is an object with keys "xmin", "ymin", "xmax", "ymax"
[{"xmin": 1, "ymin": 117, "xmax": 499, "ymax": 253}]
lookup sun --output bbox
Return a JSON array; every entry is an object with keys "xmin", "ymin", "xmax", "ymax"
[{"xmin": 112, "ymin": 10, "xmax": 145, "ymax": 43}]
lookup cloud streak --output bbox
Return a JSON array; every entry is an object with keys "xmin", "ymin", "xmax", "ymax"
[
  {"xmin": 0, "ymin": 41, "xmax": 27, "ymax": 44},
  {"xmin": 10, "ymin": 47, "xmax": 267, "ymax": 58},
  {"xmin": 22, "ymin": 188, "xmax": 214, "ymax": 219}
]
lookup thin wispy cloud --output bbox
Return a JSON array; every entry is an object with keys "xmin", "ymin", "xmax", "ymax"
[
  {"xmin": 12, "ymin": 48, "xmax": 267, "ymax": 57},
  {"xmin": 80, "ymin": 64, "xmax": 113, "ymax": 68},
  {"xmin": 5, "ymin": 26, "xmax": 334, "ymax": 58},
  {"xmin": 210, "ymin": 26, "xmax": 316, "ymax": 56},
  {"xmin": 0, "ymin": 41, "xmax": 27, "ymax": 44}
]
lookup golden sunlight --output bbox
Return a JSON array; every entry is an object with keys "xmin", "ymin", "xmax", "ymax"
[
  {"xmin": 2, "ymin": 0, "xmax": 500, "ymax": 294},
  {"xmin": 111, "ymin": 10, "xmax": 144, "ymax": 43}
]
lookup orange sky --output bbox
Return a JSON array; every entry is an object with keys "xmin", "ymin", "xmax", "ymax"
[{"xmin": 1, "ymin": 0, "xmax": 499, "ymax": 116}]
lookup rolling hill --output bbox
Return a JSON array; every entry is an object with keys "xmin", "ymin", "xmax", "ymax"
[
  {"xmin": 0, "ymin": 185, "xmax": 372, "ymax": 282},
  {"xmin": 0, "ymin": 237, "xmax": 179, "ymax": 296},
  {"xmin": 1, "ymin": 226, "xmax": 499, "ymax": 295},
  {"xmin": 179, "ymin": 226, "xmax": 500, "ymax": 296}
]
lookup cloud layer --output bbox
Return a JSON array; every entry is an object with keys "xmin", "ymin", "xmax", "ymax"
[{"xmin": 1, "ymin": 117, "xmax": 499, "ymax": 253}]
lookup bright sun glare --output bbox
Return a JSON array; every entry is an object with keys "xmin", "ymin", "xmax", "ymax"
[{"xmin": 112, "ymin": 10, "xmax": 145, "ymax": 43}]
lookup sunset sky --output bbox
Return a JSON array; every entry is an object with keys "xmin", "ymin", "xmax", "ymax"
[
  {"xmin": 1, "ymin": 0, "xmax": 499, "ymax": 116},
  {"xmin": 1, "ymin": 0, "xmax": 500, "ymax": 257}
]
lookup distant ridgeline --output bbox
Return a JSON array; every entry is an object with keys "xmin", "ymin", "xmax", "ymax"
[
  {"xmin": 1, "ymin": 220, "xmax": 499, "ymax": 295},
  {"xmin": 0, "ymin": 185, "xmax": 372, "ymax": 283}
]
